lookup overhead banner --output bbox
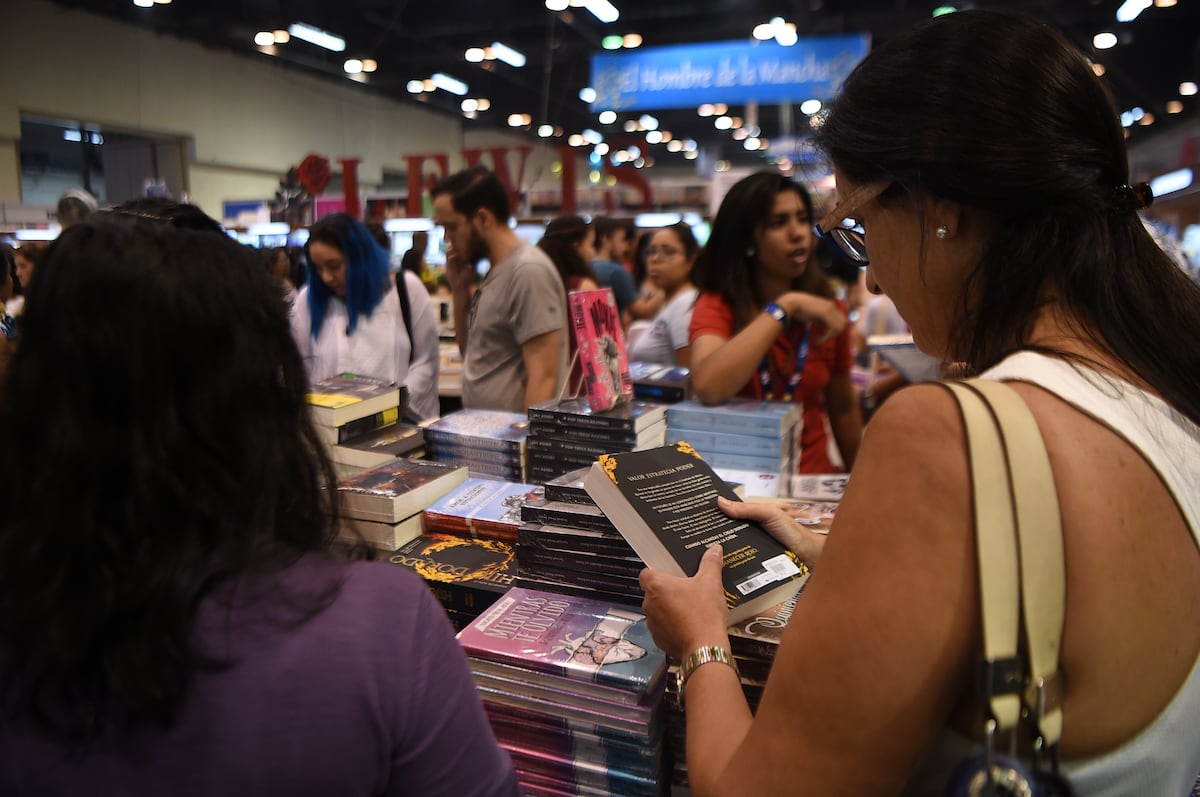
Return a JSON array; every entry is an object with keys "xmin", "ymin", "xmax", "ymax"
[{"xmin": 590, "ymin": 36, "xmax": 870, "ymax": 111}]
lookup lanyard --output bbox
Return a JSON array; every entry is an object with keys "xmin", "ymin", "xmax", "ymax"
[{"xmin": 758, "ymin": 326, "xmax": 809, "ymax": 402}]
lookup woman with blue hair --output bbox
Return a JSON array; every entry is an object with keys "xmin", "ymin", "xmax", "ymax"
[{"xmin": 291, "ymin": 213, "xmax": 439, "ymax": 420}]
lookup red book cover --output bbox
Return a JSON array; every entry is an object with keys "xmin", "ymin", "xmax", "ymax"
[{"xmin": 567, "ymin": 288, "xmax": 633, "ymax": 412}]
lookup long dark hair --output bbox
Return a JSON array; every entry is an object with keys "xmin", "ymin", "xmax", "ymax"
[
  {"xmin": 0, "ymin": 216, "xmax": 340, "ymax": 740},
  {"xmin": 815, "ymin": 9, "xmax": 1200, "ymax": 426},
  {"xmin": 538, "ymin": 215, "xmax": 598, "ymax": 288},
  {"xmin": 304, "ymin": 213, "xmax": 390, "ymax": 337},
  {"xmin": 692, "ymin": 172, "xmax": 816, "ymax": 330}
]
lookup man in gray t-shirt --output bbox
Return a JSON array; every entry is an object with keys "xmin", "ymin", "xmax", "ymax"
[{"xmin": 432, "ymin": 167, "xmax": 567, "ymax": 412}]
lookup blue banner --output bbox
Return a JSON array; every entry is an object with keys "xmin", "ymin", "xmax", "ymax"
[{"xmin": 590, "ymin": 36, "xmax": 870, "ymax": 111}]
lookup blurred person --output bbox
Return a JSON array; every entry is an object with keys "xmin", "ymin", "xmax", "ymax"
[
  {"xmin": 0, "ymin": 213, "xmax": 519, "ymax": 796},
  {"xmin": 538, "ymin": 214, "xmax": 600, "ymax": 396},
  {"xmin": 432, "ymin": 166, "xmax": 567, "ymax": 412},
  {"xmin": 640, "ymin": 10, "xmax": 1200, "ymax": 796},
  {"xmin": 54, "ymin": 188, "xmax": 98, "ymax": 230},
  {"xmin": 627, "ymin": 222, "xmax": 699, "ymax": 367},
  {"xmin": 688, "ymin": 172, "xmax": 862, "ymax": 473},
  {"xmin": 291, "ymin": 213, "xmax": 440, "ymax": 421},
  {"xmin": 590, "ymin": 217, "xmax": 638, "ymax": 322},
  {"xmin": 626, "ymin": 230, "xmax": 666, "ymax": 323}
]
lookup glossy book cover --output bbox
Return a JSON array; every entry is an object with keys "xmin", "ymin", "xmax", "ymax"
[{"xmin": 567, "ymin": 288, "xmax": 633, "ymax": 412}]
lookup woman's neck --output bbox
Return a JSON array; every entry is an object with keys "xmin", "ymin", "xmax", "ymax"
[{"xmin": 662, "ymin": 280, "xmax": 695, "ymax": 303}]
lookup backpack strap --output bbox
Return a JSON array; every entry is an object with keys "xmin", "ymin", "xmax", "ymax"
[{"xmin": 394, "ymin": 271, "xmax": 415, "ymax": 365}]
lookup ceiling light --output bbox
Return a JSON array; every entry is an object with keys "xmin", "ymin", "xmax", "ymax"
[
  {"xmin": 422, "ymin": 79, "xmax": 435, "ymax": 92},
  {"xmin": 133, "ymin": 0, "xmax": 153, "ymax": 7},
  {"xmin": 582, "ymin": 0, "xmax": 620, "ymax": 23},
  {"xmin": 490, "ymin": 41, "xmax": 526, "ymax": 67},
  {"xmin": 153, "ymin": 0, "xmax": 171, "ymax": 4},
  {"xmin": 1116, "ymin": 0, "xmax": 1152, "ymax": 22},
  {"xmin": 800, "ymin": 99, "xmax": 822, "ymax": 115},
  {"xmin": 602, "ymin": 35, "xmax": 623, "ymax": 50},
  {"xmin": 614, "ymin": 150, "xmax": 630, "ymax": 163},
  {"xmin": 597, "ymin": 110, "xmax": 615, "ymax": 124},
  {"xmin": 254, "ymin": 31, "xmax": 275, "ymax": 47},
  {"xmin": 288, "ymin": 22, "xmax": 346, "ymax": 53},
  {"xmin": 538, "ymin": 124, "xmax": 555, "ymax": 137},
  {"xmin": 595, "ymin": 143, "xmax": 610, "ymax": 155},
  {"xmin": 667, "ymin": 140, "xmax": 683, "ymax": 152},
  {"xmin": 639, "ymin": 114, "xmax": 658, "ymax": 130},
  {"xmin": 744, "ymin": 138, "xmax": 761, "ymax": 151},
  {"xmin": 624, "ymin": 120, "xmax": 639, "ymax": 132},
  {"xmin": 407, "ymin": 80, "xmax": 424, "ymax": 93},
  {"xmin": 776, "ymin": 24, "xmax": 798, "ymax": 47},
  {"xmin": 683, "ymin": 139, "xmax": 698, "ymax": 152},
  {"xmin": 1138, "ymin": 112, "xmax": 1155, "ymax": 125},
  {"xmin": 684, "ymin": 150, "xmax": 698, "ymax": 160},
  {"xmin": 273, "ymin": 30, "xmax": 290, "ymax": 43},
  {"xmin": 1093, "ymin": 32, "xmax": 1118, "ymax": 49},
  {"xmin": 932, "ymin": 6, "xmax": 957, "ymax": 15},
  {"xmin": 545, "ymin": 0, "xmax": 569, "ymax": 9},
  {"xmin": 579, "ymin": 87, "xmax": 597, "ymax": 103},
  {"xmin": 476, "ymin": 98, "xmax": 491, "ymax": 111},
  {"xmin": 508, "ymin": 114, "xmax": 526, "ymax": 127},
  {"xmin": 646, "ymin": 130, "xmax": 663, "ymax": 144},
  {"xmin": 713, "ymin": 103, "xmax": 728, "ymax": 115},
  {"xmin": 462, "ymin": 99, "xmax": 479, "ymax": 113},
  {"xmin": 715, "ymin": 160, "xmax": 731, "ymax": 172},
  {"xmin": 732, "ymin": 128, "xmax": 749, "ymax": 141},
  {"xmin": 752, "ymin": 23, "xmax": 774, "ymax": 41},
  {"xmin": 659, "ymin": 131, "xmax": 672, "ymax": 142},
  {"xmin": 1154, "ymin": 0, "xmax": 1176, "ymax": 6},
  {"xmin": 623, "ymin": 34, "xmax": 642, "ymax": 48},
  {"xmin": 343, "ymin": 59, "xmax": 363, "ymax": 74},
  {"xmin": 1166, "ymin": 100, "xmax": 1183, "ymax": 113},
  {"xmin": 715, "ymin": 116, "xmax": 733, "ymax": 130},
  {"xmin": 1150, "ymin": 167, "xmax": 1193, "ymax": 196},
  {"xmin": 361, "ymin": 59, "xmax": 377, "ymax": 73},
  {"xmin": 698, "ymin": 104, "xmax": 714, "ymax": 117},
  {"xmin": 1181, "ymin": 82, "xmax": 1198, "ymax": 96},
  {"xmin": 730, "ymin": 117, "xmax": 743, "ymax": 129},
  {"xmin": 431, "ymin": 73, "xmax": 468, "ymax": 95},
  {"xmin": 582, "ymin": 129, "xmax": 604, "ymax": 145},
  {"xmin": 465, "ymin": 47, "xmax": 486, "ymax": 62},
  {"xmin": 568, "ymin": 134, "xmax": 585, "ymax": 146}
]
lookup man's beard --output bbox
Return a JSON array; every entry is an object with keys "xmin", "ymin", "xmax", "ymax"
[{"xmin": 465, "ymin": 225, "xmax": 489, "ymax": 266}]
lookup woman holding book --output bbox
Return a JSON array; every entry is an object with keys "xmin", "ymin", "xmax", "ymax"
[
  {"xmin": 640, "ymin": 9, "xmax": 1200, "ymax": 796},
  {"xmin": 0, "ymin": 214, "xmax": 519, "ymax": 796},
  {"xmin": 688, "ymin": 171, "xmax": 862, "ymax": 473},
  {"xmin": 627, "ymin": 222, "xmax": 699, "ymax": 367},
  {"xmin": 291, "ymin": 213, "xmax": 440, "ymax": 420}
]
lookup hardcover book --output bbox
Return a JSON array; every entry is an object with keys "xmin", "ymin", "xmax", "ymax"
[
  {"xmin": 471, "ymin": 669, "xmax": 659, "ymax": 721},
  {"xmin": 336, "ymin": 458, "xmax": 469, "ymax": 523},
  {"xmin": 422, "ymin": 477, "xmax": 542, "ymax": 543},
  {"xmin": 471, "ymin": 682, "xmax": 662, "ymax": 741},
  {"xmin": 666, "ymin": 397, "xmax": 800, "ymax": 439},
  {"xmin": 499, "ymin": 740, "xmax": 661, "ymax": 797},
  {"xmin": 584, "ymin": 442, "xmax": 809, "ymax": 624},
  {"xmin": 511, "ymin": 574, "xmax": 642, "ymax": 610},
  {"xmin": 384, "ymin": 532, "xmax": 516, "ymax": 616},
  {"xmin": 456, "ymin": 586, "xmax": 667, "ymax": 696},
  {"xmin": 307, "ymin": 373, "xmax": 402, "ymax": 429},
  {"xmin": 567, "ymin": 288, "xmax": 633, "ymax": 412},
  {"xmin": 528, "ymin": 397, "xmax": 668, "ymax": 434},
  {"xmin": 329, "ymin": 421, "xmax": 424, "ymax": 469},
  {"xmin": 484, "ymin": 705, "xmax": 660, "ymax": 763}
]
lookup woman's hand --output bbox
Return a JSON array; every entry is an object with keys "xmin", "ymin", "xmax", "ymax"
[
  {"xmin": 716, "ymin": 497, "xmax": 826, "ymax": 566},
  {"xmin": 640, "ymin": 545, "xmax": 731, "ymax": 660},
  {"xmin": 779, "ymin": 291, "xmax": 847, "ymax": 343}
]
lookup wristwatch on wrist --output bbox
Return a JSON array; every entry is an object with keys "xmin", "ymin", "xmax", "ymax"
[
  {"xmin": 676, "ymin": 645, "xmax": 739, "ymax": 706},
  {"xmin": 763, "ymin": 302, "xmax": 789, "ymax": 328}
]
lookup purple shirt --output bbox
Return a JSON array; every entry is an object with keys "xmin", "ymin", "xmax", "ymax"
[{"xmin": 0, "ymin": 556, "xmax": 519, "ymax": 797}]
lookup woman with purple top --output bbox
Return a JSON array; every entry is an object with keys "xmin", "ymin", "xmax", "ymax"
[{"xmin": 0, "ymin": 210, "xmax": 519, "ymax": 797}]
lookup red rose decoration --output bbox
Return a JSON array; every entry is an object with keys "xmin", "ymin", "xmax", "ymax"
[{"xmin": 296, "ymin": 154, "xmax": 331, "ymax": 196}]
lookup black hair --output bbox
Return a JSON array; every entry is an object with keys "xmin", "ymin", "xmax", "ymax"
[
  {"xmin": 430, "ymin": 165, "xmax": 511, "ymax": 224},
  {"xmin": 651, "ymin": 222, "xmax": 701, "ymax": 262},
  {"xmin": 815, "ymin": 8, "xmax": 1200, "ymax": 426},
  {"xmin": 0, "ymin": 215, "xmax": 341, "ymax": 740},
  {"xmin": 632, "ymin": 231, "xmax": 653, "ymax": 286},
  {"xmin": 111, "ymin": 197, "xmax": 224, "ymax": 235},
  {"xmin": 538, "ymin": 215, "xmax": 597, "ymax": 288},
  {"xmin": 593, "ymin": 216, "xmax": 630, "ymax": 248},
  {"xmin": 692, "ymin": 171, "xmax": 816, "ymax": 330}
]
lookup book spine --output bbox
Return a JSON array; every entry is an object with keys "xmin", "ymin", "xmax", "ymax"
[
  {"xmin": 515, "ymin": 561, "xmax": 644, "ymax": 594},
  {"xmin": 518, "ymin": 525, "xmax": 635, "ymax": 557},
  {"xmin": 528, "ymin": 450, "xmax": 598, "ymax": 472},
  {"xmin": 519, "ymin": 505, "xmax": 618, "ymax": 534},
  {"xmin": 512, "ymin": 575, "xmax": 643, "ymax": 609},
  {"xmin": 540, "ymin": 485, "xmax": 595, "ymax": 506},
  {"xmin": 527, "ymin": 436, "xmax": 637, "ymax": 458},
  {"xmin": 528, "ymin": 421, "xmax": 640, "ymax": 446},
  {"xmin": 666, "ymin": 411, "xmax": 790, "ymax": 437},
  {"xmin": 425, "ymin": 441, "xmax": 525, "ymax": 465},
  {"xmin": 424, "ymin": 428, "xmax": 525, "ymax": 454},
  {"xmin": 664, "ymin": 428, "xmax": 788, "ymax": 458},
  {"xmin": 526, "ymin": 408, "xmax": 637, "ymax": 433},
  {"xmin": 518, "ymin": 547, "xmax": 643, "ymax": 579}
]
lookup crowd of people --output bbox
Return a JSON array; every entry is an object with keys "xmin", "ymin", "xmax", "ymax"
[{"xmin": 0, "ymin": 8, "xmax": 1197, "ymax": 795}]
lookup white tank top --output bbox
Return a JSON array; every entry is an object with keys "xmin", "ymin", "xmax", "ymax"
[{"xmin": 906, "ymin": 351, "xmax": 1200, "ymax": 796}]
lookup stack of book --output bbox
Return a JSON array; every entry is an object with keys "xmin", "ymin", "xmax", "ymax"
[
  {"xmin": 335, "ymin": 458, "xmax": 468, "ymax": 550},
  {"xmin": 423, "ymin": 409, "xmax": 529, "ymax": 481},
  {"xmin": 421, "ymin": 476, "xmax": 542, "ymax": 544},
  {"xmin": 457, "ymin": 587, "xmax": 670, "ymax": 797},
  {"xmin": 525, "ymin": 397, "xmax": 669, "ymax": 484},
  {"xmin": 306, "ymin": 373, "xmax": 413, "ymax": 474},
  {"xmin": 628, "ymin": 362, "xmax": 691, "ymax": 403},
  {"xmin": 664, "ymin": 399, "xmax": 801, "ymax": 498},
  {"xmin": 382, "ymin": 532, "xmax": 517, "ymax": 630},
  {"xmin": 515, "ymin": 470, "xmax": 646, "ymax": 608}
]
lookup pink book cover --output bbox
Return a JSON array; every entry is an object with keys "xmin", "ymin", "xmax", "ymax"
[{"xmin": 568, "ymin": 288, "xmax": 633, "ymax": 412}]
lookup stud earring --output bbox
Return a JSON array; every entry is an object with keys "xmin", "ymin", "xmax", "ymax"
[{"xmin": 935, "ymin": 225, "xmax": 949, "ymax": 239}]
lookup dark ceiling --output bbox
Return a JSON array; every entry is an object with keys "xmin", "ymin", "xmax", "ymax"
[{"xmin": 49, "ymin": 0, "xmax": 1200, "ymax": 170}]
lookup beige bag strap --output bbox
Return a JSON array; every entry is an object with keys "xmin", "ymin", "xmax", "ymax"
[{"xmin": 942, "ymin": 380, "xmax": 1066, "ymax": 748}]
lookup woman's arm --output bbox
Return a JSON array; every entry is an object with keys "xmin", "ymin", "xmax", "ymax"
[
  {"xmin": 641, "ymin": 385, "xmax": 980, "ymax": 796},
  {"xmin": 825, "ymin": 371, "xmax": 863, "ymax": 469},
  {"xmin": 400, "ymin": 272, "xmax": 441, "ymax": 421}
]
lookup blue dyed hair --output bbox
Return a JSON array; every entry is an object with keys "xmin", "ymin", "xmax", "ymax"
[{"xmin": 304, "ymin": 213, "xmax": 391, "ymax": 337}]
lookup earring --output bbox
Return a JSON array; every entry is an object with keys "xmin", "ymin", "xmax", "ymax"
[{"xmin": 935, "ymin": 225, "xmax": 949, "ymax": 239}]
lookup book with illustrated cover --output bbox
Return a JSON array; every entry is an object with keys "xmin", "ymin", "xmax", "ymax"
[
  {"xmin": 384, "ymin": 533, "xmax": 516, "ymax": 616},
  {"xmin": 336, "ymin": 458, "xmax": 468, "ymax": 523},
  {"xmin": 422, "ymin": 477, "xmax": 542, "ymax": 543},
  {"xmin": 499, "ymin": 740, "xmax": 661, "ymax": 797},
  {"xmin": 307, "ymin": 373, "xmax": 402, "ymax": 429},
  {"xmin": 666, "ymin": 398, "xmax": 799, "ymax": 439},
  {"xmin": 528, "ymin": 397, "xmax": 668, "ymax": 434},
  {"xmin": 314, "ymin": 406, "xmax": 400, "ymax": 445},
  {"xmin": 584, "ymin": 442, "xmax": 809, "ymax": 624},
  {"xmin": 726, "ymin": 590, "xmax": 806, "ymax": 660},
  {"xmin": 567, "ymin": 288, "xmax": 633, "ymax": 412},
  {"xmin": 423, "ymin": 409, "xmax": 529, "ymax": 453},
  {"xmin": 329, "ymin": 422, "xmax": 424, "ymax": 469},
  {"xmin": 338, "ymin": 513, "xmax": 424, "ymax": 550},
  {"xmin": 457, "ymin": 586, "xmax": 666, "ymax": 697}
]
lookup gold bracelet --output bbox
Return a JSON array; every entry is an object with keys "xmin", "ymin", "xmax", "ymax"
[{"xmin": 677, "ymin": 646, "xmax": 739, "ymax": 706}]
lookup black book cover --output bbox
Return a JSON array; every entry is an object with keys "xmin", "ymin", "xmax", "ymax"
[
  {"xmin": 384, "ymin": 533, "xmax": 516, "ymax": 615},
  {"xmin": 520, "ymin": 497, "xmax": 618, "ymax": 533},
  {"xmin": 518, "ymin": 523, "xmax": 636, "ymax": 558}
]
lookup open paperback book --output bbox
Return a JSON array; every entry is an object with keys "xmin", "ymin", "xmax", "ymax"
[{"xmin": 584, "ymin": 441, "xmax": 809, "ymax": 623}]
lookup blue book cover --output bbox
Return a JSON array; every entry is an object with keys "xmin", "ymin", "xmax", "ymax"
[
  {"xmin": 424, "ymin": 409, "xmax": 529, "ymax": 451},
  {"xmin": 666, "ymin": 398, "xmax": 799, "ymax": 438}
]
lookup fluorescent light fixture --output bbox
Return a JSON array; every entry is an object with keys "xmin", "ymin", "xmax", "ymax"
[
  {"xmin": 63, "ymin": 129, "xmax": 82, "ymax": 142},
  {"xmin": 490, "ymin": 41, "xmax": 526, "ymax": 67},
  {"xmin": 1150, "ymin": 168, "xmax": 1193, "ymax": 197},
  {"xmin": 635, "ymin": 213, "xmax": 682, "ymax": 228},
  {"xmin": 384, "ymin": 218, "xmax": 434, "ymax": 233},
  {"xmin": 15, "ymin": 228, "xmax": 61, "ymax": 241},
  {"xmin": 1116, "ymin": 0, "xmax": 1152, "ymax": 22},
  {"xmin": 579, "ymin": 87, "xmax": 597, "ymax": 104},
  {"xmin": 431, "ymin": 73, "xmax": 469, "ymax": 96},
  {"xmin": 249, "ymin": 222, "xmax": 291, "ymax": 236},
  {"xmin": 582, "ymin": 0, "xmax": 619, "ymax": 23},
  {"xmin": 287, "ymin": 22, "xmax": 345, "ymax": 53}
]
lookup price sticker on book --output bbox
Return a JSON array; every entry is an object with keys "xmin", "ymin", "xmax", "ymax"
[{"xmin": 735, "ymin": 554, "xmax": 802, "ymax": 596}]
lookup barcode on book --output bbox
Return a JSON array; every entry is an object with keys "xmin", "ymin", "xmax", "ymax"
[{"xmin": 735, "ymin": 554, "xmax": 802, "ymax": 596}]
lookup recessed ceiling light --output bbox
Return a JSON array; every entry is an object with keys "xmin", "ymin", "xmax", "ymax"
[
  {"xmin": 476, "ymin": 98, "xmax": 491, "ymax": 111},
  {"xmin": 1166, "ymin": 100, "xmax": 1183, "ymax": 113},
  {"xmin": 538, "ymin": 124, "xmax": 555, "ymax": 137},
  {"xmin": 1181, "ymin": 82, "xmax": 1198, "ymax": 96},
  {"xmin": 465, "ymin": 48, "xmax": 486, "ymax": 63},
  {"xmin": 343, "ymin": 59, "xmax": 363, "ymax": 74},
  {"xmin": 623, "ymin": 34, "xmax": 642, "ymax": 48},
  {"xmin": 462, "ymin": 99, "xmax": 479, "ymax": 113},
  {"xmin": 545, "ymin": 0, "xmax": 569, "ymax": 10},
  {"xmin": 1093, "ymin": 32, "xmax": 1118, "ymax": 49},
  {"xmin": 579, "ymin": 87, "xmax": 597, "ymax": 104},
  {"xmin": 254, "ymin": 31, "xmax": 275, "ymax": 46},
  {"xmin": 361, "ymin": 59, "xmax": 377, "ymax": 73},
  {"xmin": 273, "ymin": 30, "xmax": 290, "ymax": 43},
  {"xmin": 598, "ymin": 110, "xmax": 617, "ymax": 124}
]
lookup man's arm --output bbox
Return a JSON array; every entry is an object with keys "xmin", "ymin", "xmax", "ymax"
[{"xmin": 521, "ymin": 328, "xmax": 564, "ymax": 409}]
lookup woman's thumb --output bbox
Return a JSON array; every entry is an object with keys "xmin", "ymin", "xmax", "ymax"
[{"xmin": 698, "ymin": 543, "xmax": 724, "ymax": 577}]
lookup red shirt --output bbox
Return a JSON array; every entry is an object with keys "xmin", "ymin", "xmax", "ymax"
[{"xmin": 689, "ymin": 292, "xmax": 853, "ymax": 473}]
